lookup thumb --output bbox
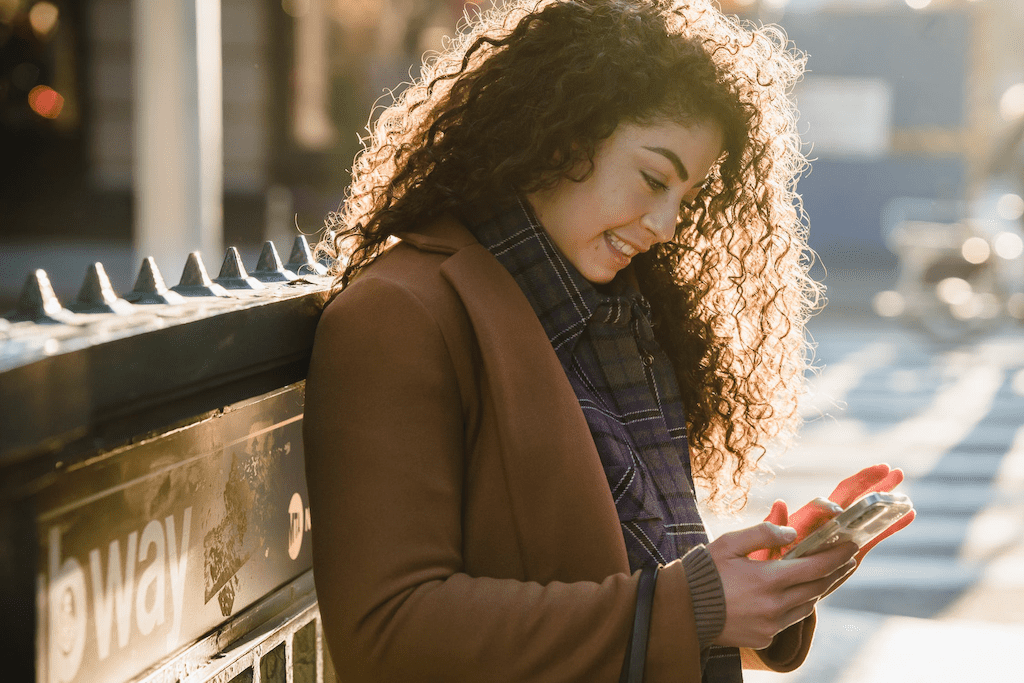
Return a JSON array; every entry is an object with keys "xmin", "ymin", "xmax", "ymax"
[
  {"xmin": 718, "ymin": 522, "xmax": 797, "ymax": 559},
  {"xmin": 750, "ymin": 501, "xmax": 790, "ymax": 561},
  {"xmin": 764, "ymin": 499, "xmax": 789, "ymax": 527}
]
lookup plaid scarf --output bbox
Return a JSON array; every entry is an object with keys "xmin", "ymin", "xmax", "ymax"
[{"xmin": 465, "ymin": 195, "xmax": 743, "ymax": 682}]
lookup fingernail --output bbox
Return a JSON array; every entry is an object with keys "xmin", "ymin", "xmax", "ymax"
[{"xmin": 780, "ymin": 526, "xmax": 797, "ymax": 541}]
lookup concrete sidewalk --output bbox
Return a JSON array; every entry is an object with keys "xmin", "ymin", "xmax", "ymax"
[{"xmin": 745, "ymin": 604, "xmax": 1022, "ymax": 683}]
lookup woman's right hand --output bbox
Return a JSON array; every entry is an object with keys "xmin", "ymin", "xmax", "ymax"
[{"xmin": 707, "ymin": 522, "xmax": 857, "ymax": 649}]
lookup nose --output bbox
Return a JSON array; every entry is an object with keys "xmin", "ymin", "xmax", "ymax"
[{"xmin": 640, "ymin": 205, "xmax": 677, "ymax": 245}]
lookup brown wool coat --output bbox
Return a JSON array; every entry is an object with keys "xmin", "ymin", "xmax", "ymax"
[{"xmin": 302, "ymin": 216, "xmax": 815, "ymax": 682}]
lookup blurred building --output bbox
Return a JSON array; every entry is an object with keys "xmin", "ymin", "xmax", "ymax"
[
  {"xmin": 2, "ymin": 0, "xmax": 1023, "ymax": 306},
  {"xmin": 1, "ymin": 0, "xmax": 468, "ymax": 307},
  {"xmin": 723, "ymin": 0, "xmax": 1024, "ymax": 272}
]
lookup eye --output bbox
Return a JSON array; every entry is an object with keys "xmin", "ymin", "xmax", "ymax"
[{"xmin": 641, "ymin": 171, "xmax": 668, "ymax": 193}]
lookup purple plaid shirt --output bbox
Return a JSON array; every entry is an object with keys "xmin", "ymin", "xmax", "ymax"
[{"xmin": 463, "ymin": 194, "xmax": 743, "ymax": 682}]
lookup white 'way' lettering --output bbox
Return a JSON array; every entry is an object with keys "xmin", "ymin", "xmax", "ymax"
[{"xmin": 47, "ymin": 506, "xmax": 193, "ymax": 682}]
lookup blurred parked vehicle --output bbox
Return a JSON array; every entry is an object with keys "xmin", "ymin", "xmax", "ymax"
[{"xmin": 877, "ymin": 184, "xmax": 1024, "ymax": 342}]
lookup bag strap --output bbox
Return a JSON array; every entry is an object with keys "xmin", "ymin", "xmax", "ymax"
[{"xmin": 619, "ymin": 564, "xmax": 660, "ymax": 683}]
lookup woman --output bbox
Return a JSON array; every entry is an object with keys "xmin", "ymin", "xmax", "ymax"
[{"xmin": 303, "ymin": 1, "xmax": 913, "ymax": 681}]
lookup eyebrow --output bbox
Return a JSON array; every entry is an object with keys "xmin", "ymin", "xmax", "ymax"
[{"xmin": 642, "ymin": 146, "xmax": 689, "ymax": 182}]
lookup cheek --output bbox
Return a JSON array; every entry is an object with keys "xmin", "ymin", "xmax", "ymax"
[{"xmin": 588, "ymin": 183, "xmax": 642, "ymax": 227}]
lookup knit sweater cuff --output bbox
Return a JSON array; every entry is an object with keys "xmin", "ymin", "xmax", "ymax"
[{"xmin": 680, "ymin": 544, "xmax": 727, "ymax": 649}]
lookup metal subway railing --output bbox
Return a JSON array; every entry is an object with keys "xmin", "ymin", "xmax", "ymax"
[
  {"xmin": 1, "ymin": 236, "xmax": 336, "ymax": 683},
  {"xmin": 130, "ymin": 573, "xmax": 337, "ymax": 683}
]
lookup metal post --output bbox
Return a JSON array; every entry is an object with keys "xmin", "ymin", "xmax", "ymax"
[
  {"xmin": 132, "ymin": 0, "xmax": 222, "ymax": 279},
  {"xmin": 293, "ymin": 0, "xmax": 336, "ymax": 150}
]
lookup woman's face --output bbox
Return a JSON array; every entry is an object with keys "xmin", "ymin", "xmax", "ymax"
[{"xmin": 526, "ymin": 119, "xmax": 724, "ymax": 284}]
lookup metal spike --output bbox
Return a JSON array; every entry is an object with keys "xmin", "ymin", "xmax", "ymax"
[
  {"xmin": 214, "ymin": 247, "xmax": 264, "ymax": 290},
  {"xmin": 5, "ymin": 269, "xmax": 74, "ymax": 323},
  {"xmin": 251, "ymin": 241, "xmax": 297, "ymax": 283},
  {"xmin": 125, "ymin": 257, "xmax": 186, "ymax": 305},
  {"xmin": 285, "ymin": 235, "xmax": 328, "ymax": 276},
  {"xmin": 170, "ymin": 252, "xmax": 230, "ymax": 297},
  {"xmin": 69, "ymin": 263, "xmax": 135, "ymax": 315}
]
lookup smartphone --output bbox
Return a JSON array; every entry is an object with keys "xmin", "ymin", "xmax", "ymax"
[{"xmin": 782, "ymin": 491, "xmax": 914, "ymax": 559}]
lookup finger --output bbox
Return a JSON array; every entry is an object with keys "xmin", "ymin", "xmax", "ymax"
[
  {"xmin": 786, "ymin": 562, "xmax": 855, "ymax": 606},
  {"xmin": 781, "ymin": 542, "xmax": 858, "ymax": 584},
  {"xmin": 786, "ymin": 497, "xmax": 843, "ymax": 538},
  {"xmin": 828, "ymin": 464, "xmax": 891, "ymax": 507},
  {"xmin": 751, "ymin": 501, "xmax": 790, "ymax": 561},
  {"xmin": 822, "ymin": 554, "xmax": 862, "ymax": 598},
  {"xmin": 787, "ymin": 554, "xmax": 858, "ymax": 602},
  {"xmin": 720, "ymin": 522, "xmax": 797, "ymax": 558},
  {"xmin": 855, "ymin": 508, "xmax": 916, "ymax": 562},
  {"xmin": 823, "ymin": 557, "xmax": 860, "ymax": 597},
  {"xmin": 864, "ymin": 467, "xmax": 905, "ymax": 495}
]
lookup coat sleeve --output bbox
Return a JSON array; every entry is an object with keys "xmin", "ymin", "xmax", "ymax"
[
  {"xmin": 742, "ymin": 614, "xmax": 816, "ymax": 672},
  {"xmin": 302, "ymin": 276, "xmax": 705, "ymax": 683}
]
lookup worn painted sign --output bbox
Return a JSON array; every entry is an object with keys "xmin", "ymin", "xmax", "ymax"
[{"xmin": 36, "ymin": 383, "xmax": 313, "ymax": 683}]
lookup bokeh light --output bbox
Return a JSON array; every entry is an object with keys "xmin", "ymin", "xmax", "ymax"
[
  {"xmin": 996, "ymin": 193, "xmax": 1024, "ymax": 221},
  {"xmin": 873, "ymin": 290, "xmax": 905, "ymax": 318},
  {"xmin": 936, "ymin": 277, "xmax": 972, "ymax": 307},
  {"xmin": 28, "ymin": 2, "xmax": 59, "ymax": 38},
  {"xmin": 999, "ymin": 83, "xmax": 1024, "ymax": 121},
  {"xmin": 951, "ymin": 298, "xmax": 981, "ymax": 320},
  {"xmin": 993, "ymin": 231, "xmax": 1024, "ymax": 259},
  {"xmin": 961, "ymin": 236, "xmax": 990, "ymax": 264},
  {"xmin": 28, "ymin": 84, "xmax": 64, "ymax": 119},
  {"xmin": 905, "ymin": 0, "xmax": 932, "ymax": 10}
]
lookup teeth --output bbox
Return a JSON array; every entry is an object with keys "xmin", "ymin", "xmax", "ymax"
[{"xmin": 607, "ymin": 232, "xmax": 638, "ymax": 257}]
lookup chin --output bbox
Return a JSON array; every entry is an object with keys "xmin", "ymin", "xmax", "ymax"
[{"xmin": 584, "ymin": 270, "xmax": 617, "ymax": 285}]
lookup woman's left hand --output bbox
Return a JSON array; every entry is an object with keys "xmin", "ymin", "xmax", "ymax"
[{"xmin": 749, "ymin": 463, "xmax": 916, "ymax": 568}]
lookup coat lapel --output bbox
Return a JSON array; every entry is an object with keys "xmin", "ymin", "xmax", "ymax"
[{"xmin": 439, "ymin": 240, "xmax": 630, "ymax": 580}]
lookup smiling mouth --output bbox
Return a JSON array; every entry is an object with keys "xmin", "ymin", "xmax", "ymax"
[{"xmin": 606, "ymin": 231, "xmax": 639, "ymax": 258}]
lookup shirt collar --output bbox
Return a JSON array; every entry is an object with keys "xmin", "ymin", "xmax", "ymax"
[{"xmin": 464, "ymin": 193, "xmax": 649, "ymax": 360}]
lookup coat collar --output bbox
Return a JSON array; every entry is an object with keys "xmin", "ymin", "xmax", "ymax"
[{"xmin": 395, "ymin": 215, "xmax": 478, "ymax": 255}]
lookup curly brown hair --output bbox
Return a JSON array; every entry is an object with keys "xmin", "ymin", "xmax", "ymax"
[{"xmin": 320, "ymin": 0, "xmax": 820, "ymax": 510}]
